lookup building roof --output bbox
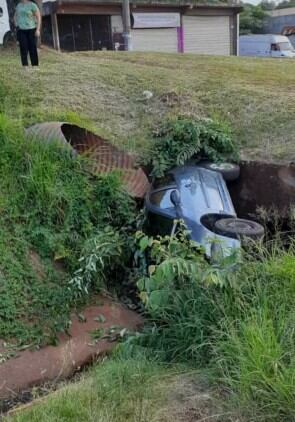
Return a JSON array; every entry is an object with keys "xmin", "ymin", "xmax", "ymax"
[{"xmin": 44, "ymin": 0, "xmax": 241, "ymax": 9}]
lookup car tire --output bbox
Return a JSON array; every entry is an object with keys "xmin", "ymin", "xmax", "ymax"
[
  {"xmin": 3, "ymin": 32, "xmax": 14, "ymax": 48},
  {"xmin": 214, "ymin": 218, "xmax": 265, "ymax": 240},
  {"xmin": 198, "ymin": 161, "xmax": 240, "ymax": 182}
]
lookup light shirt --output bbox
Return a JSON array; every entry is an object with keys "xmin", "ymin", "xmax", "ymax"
[{"xmin": 16, "ymin": 2, "xmax": 38, "ymax": 30}]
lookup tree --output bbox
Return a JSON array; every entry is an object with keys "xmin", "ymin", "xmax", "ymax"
[
  {"xmin": 260, "ymin": 0, "xmax": 276, "ymax": 10},
  {"xmin": 276, "ymin": 0, "xmax": 295, "ymax": 8},
  {"xmin": 240, "ymin": 3, "xmax": 269, "ymax": 35}
]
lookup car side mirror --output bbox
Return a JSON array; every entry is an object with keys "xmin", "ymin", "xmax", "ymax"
[{"xmin": 170, "ymin": 189, "xmax": 181, "ymax": 207}]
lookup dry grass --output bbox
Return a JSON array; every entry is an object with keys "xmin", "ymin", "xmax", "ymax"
[{"xmin": 0, "ymin": 47, "xmax": 294, "ymax": 161}]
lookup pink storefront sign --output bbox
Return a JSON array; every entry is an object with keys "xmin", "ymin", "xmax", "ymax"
[{"xmin": 177, "ymin": 26, "xmax": 184, "ymax": 53}]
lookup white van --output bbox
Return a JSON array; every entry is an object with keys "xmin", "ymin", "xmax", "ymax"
[
  {"xmin": 0, "ymin": 0, "xmax": 11, "ymax": 46},
  {"xmin": 239, "ymin": 34, "xmax": 295, "ymax": 58}
]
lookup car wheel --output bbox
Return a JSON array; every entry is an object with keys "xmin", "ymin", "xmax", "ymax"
[
  {"xmin": 3, "ymin": 32, "xmax": 14, "ymax": 48},
  {"xmin": 198, "ymin": 161, "xmax": 240, "ymax": 182},
  {"xmin": 214, "ymin": 218, "xmax": 264, "ymax": 240}
]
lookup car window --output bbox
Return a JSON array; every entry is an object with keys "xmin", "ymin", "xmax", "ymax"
[
  {"xmin": 152, "ymin": 174, "xmax": 175, "ymax": 189},
  {"xmin": 278, "ymin": 42, "xmax": 293, "ymax": 51},
  {"xmin": 150, "ymin": 188, "xmax": 175, "ymax": 209},
  {"xmin": 271, "ymin": 42, "xmax": 293, "ymax": 51},
  {"xmin": 178, "ymin": 171, "xmax": 225, "ymax": 218},
  {"xmin": 271, "ymin": 43, "xmax": 279, "ymax": 51}
]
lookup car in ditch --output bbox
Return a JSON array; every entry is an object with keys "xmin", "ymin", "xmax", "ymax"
[{"xmin": 144, "ymin": 163, "xmax": 264, "ymax": 259}]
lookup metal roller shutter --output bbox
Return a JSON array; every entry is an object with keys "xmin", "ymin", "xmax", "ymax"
[
  {"xmin": 183, "ymin": 16, "xmax": 230, "ymax": 55},
  {"xmin": 132, "ymin": 28, "xmax": 178, "ymax": 53}
]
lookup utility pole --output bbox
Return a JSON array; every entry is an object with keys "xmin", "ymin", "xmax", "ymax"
[{"xmin": 122, "ymin": 0, "xmax": 132, "ymax": 51}]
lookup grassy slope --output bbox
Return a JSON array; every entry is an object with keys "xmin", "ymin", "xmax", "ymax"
[
  {"xmin": 7, "ymin": 358, "xmax": 227, "ymax": 422},
  {"xmin": 0, "ymin": 48, "xmax": 294, "ymax": 162},
  {"xmin": 1, "ymin": 48, "xmax": 295, "ymax": 421},
  {"xmin": 0, "ymin": 115, "xmax": 136, "ymax": 347}
]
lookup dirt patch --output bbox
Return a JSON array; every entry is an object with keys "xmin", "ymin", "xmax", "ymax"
[
  {"xmin": 229, "ymin": 160, "xmax": 295, "ymax": 220},
  {"xmin": 157, "ymin": 374, "xmax": 242, "ymax": 422},
  {"xmin": 159, "ymin": 91, "xmax": 182, "ymax": 108},
  {"xmin": 28, "ymin": 250, "xmax": 46, "ymax": 281},
  {"xmin": 0, "ymin": 296, "xmax": 142, "ymax": 403}
]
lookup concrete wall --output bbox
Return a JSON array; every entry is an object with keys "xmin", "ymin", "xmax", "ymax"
[
  {"xmin": 265, "ymin": 14, "xmax": 295, "ymax": 33},
  {"xmin": 265, "ymin": 13, "xmax": 295, "ymax": 47}
]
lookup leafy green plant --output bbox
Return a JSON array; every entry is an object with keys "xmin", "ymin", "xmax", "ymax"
[
  {"xmin": 130, "ymin": 224, "xmax": 240, "ymax": 362},
  {"xmin": 127, "ymin": 229, "xmax": 295, "ymax": 421},
  {"xmin": 135, "ymin": 223, "xmax": 240, "ymax": 311},
  {"xmin": 69, "ymin": 227, "xmax": 125, "ymax": 295},
  {"xmin": 146, "ymin": 118, "xmax": 239, "ymax": 178}
]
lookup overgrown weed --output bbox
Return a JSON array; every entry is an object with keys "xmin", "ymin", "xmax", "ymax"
[
  {"xmin": 123, "ymin": 228, "xmax": 295, "ymax": 421},
  {"xmin": 145, "ymin": 117, "xmax": 239, "ymax": 178},
  {"xmin": 0, "ymin": 114, "xmax": 136, "ymax": 345}
]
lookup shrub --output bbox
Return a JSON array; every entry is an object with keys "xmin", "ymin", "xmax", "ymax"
[
  {"xmin": 69, "ymin": 226, "xmax": 127, "ymax": 295},
  {"xmin": 146, "ymin": 118, "xmax": 239, "ymax": 178},
  {"xmin": 130, "ymin": 226, "xmax": 239, "ymax": 363}
]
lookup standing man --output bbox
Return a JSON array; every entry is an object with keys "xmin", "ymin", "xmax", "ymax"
[{"xmin": 14, "ymin": 0, "xmax": 41, "ymax": 68}]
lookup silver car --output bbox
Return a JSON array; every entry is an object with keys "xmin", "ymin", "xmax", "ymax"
[{"xmin": 145, "ymin": 165, "xmax": 264, "ymax": 258}]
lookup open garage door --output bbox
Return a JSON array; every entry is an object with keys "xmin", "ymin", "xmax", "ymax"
[
  {"xmin": 132, "ymin": 28, "xmax": 178, "ymax": 53},
  {"xmin": 183, "ymin": 16, "xmax": 230, "ymax": 55},
  {"xmin": 58, "ymin": 15, "xmax": 112, "ymax": 51}
]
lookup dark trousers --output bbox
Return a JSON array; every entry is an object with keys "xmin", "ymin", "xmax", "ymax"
[{"xmin": 18, "ymin": 29, "xmax": 39, "ymax": 66}]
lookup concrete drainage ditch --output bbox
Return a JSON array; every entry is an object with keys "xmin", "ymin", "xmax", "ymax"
[{"xmin": 0, "ymin": 296, "xmax": 143, "ymax": 407}]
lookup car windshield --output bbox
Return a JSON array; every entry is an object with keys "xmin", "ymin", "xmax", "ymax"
[{"xmin": 278, "ymin": 42, "xmax": 293, "ymax": 51}]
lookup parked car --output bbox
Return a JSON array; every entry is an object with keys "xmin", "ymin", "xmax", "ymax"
[
  {"xmin": 239, "ymin": 34, "xmax": 295, "ymax": 58},
  {"xmin": 0, "ymin": 0, "xmax": 11, "ymax": 46},
  {"xmin": 145, "ymin": 164, "xmax": 264, "ymax": 259}
]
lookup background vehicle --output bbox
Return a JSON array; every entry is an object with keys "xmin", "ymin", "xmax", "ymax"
[
  {"xmin": 145, "ymin": 165, "xmax": 264, "ymax": 259},
  {"xmin": 239, "ymin": 34, "xmax": 295, "ymax": 58},
  {"xmin": 0, "ymin": 0, "xmax": 11, "ymax": 46}
]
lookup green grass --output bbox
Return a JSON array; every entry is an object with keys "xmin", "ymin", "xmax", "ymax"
[
  {"xmin": 6, "ymin": 357, "xmax": 227, "ymax": 422},
  {"xmin": 214, "ymin": 246, "xmax": 295, "ymax": 421},
  {"xmin": 6, "ymin": 358, "xmax": 176, "ymax": 422},
  {"xmin": 1, "ymin": 47, "xmax": 295, "ymax": 420},
  {"xmin": 0, "ymin": 114, "xmax": 136, "ymax": 346},
  {"xmin": 125, "ymin": 233, "xmax": 295, "ymax": 421},
  {"xmin": 7, "ymin": 243, "xmax": 295, "ymax": 422},
  {"xmin": 0, "ymin": 48, "xmax": 295, "ymax": 161}
]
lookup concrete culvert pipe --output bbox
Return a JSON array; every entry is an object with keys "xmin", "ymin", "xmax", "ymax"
[
  {"xmin": 26, "ymin": 121, "xmax": 76, "ymax": 156},
  {"xmin": 26, "ymin": 122, "xmax": 150, "ymax": 199}
]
